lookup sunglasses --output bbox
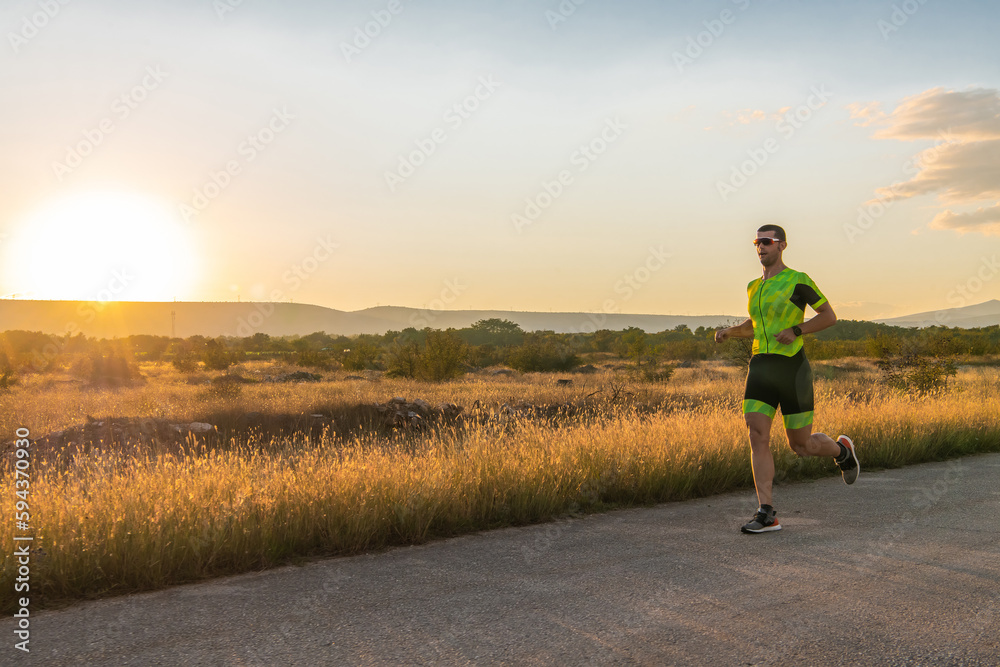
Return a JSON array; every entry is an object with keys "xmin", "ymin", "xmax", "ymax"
[{"xmin": 752, "ymin": 238, "xmax": 783, "ymax": 247}]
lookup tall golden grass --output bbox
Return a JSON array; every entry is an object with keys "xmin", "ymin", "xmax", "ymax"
[{"xmin": 2, "ymin": 360, "xmax": 999, "ymax": 611}]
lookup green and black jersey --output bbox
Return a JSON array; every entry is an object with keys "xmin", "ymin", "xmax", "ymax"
[{"xmin": 747, "ymin": 268, "xmax": 827, "ymax": 357}]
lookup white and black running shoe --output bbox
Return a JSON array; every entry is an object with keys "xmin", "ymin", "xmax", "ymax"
[
  {"xmin": 741, "ymin": 508, "xmax": 781, "ymax": 534},
  {"xmin": 836, "ymin": 435, "xmax": 859, "ymax": 485}
]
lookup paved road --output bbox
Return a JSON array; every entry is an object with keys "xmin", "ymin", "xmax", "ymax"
[{"xmin": 6, "ymin": 454, "xmax": 1000, "ymax": 666}]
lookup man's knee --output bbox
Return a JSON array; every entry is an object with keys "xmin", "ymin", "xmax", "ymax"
[
  {"xmin": 787, "ymin": 431, "xmax": 815, "ymax": 456},
  {"xmin": 787, "ymin": 439, "xmax": 809, "ymax": 456},
  {"xmin": 745, "ymin": 416, "xmax": 771, "ymax": 445}
]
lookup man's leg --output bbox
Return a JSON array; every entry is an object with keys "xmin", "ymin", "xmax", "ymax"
[
  {"xmin": 745, "ymin": 411, "xmax": 776, "ymax": 507},
  {"xmin": 784, "ymin": 422, "xmax": 840, "ymax": 458},
  {"xmin": 785, "ymin": 420, "xmax": 860, "ymax": 483}
]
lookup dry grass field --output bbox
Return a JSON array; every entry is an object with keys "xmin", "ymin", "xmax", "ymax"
[{"xmin": 2, "ymin": 359, "xmax": 999, "ymax": 612}]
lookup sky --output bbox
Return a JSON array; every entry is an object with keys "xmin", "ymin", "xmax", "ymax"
[{"xmin": 1, "ymin": 0, "xmax": 999, "ymax": 322}]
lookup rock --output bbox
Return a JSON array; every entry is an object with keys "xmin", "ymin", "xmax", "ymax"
[
  {"xmin": 272, "ymin": 371, "xmax": 323, "ymax": 383},
  {"xmin": 437, "ymin": 403, "xmax": 463, "ymax": 420},
  {"xmin": 575, "ymin": 364, "xmax": 597, "ymax": 374},
  {"xmin": 187, "ymin": 423, "xmax": 216, "ymax": 434},
  {"xmin": 213, "ymin": 373, "xmax": 253, "ymax": 385},
  {"xmin": 491, "ymin": 369, "xmax": 515, "ymax": 377},
  {"xmin": 556, "ymin": 379, "xmax": 573, "ymax": 386},
  {"xmin": 344, "ymin": 375, "xmax": 365, "ymax": 380}
]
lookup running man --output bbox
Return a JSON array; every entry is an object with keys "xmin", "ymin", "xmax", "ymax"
[{"xmin": 715, "ymin": 224, "xmax": 859, "ymax": 534}]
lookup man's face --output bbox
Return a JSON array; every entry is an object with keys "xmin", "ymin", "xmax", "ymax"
[{"xmin": 754, "ymin": 231, "xmax": 785, "ymax": 267}]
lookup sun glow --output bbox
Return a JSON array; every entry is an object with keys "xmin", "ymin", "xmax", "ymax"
[{"xmin": 3, "ymin": 192, "xmax": 200, "ymax": 302}]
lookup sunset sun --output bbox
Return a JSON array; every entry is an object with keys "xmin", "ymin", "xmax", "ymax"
[{"xmin": 3, "ymin": 192, "xmax": 199, "ymax": 302}]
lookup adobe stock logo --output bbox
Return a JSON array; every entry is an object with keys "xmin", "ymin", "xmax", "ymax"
[
  {"xmin": 671, "ymin": 0, "xmax": 753, "ymax": 73},
  {"xmin": 545, "ymin": 0, "xmax": 587, "ymax": 30},
  {"xmin": 339, "ymin": 0, "xmax": 413, "ymax": 63},
  {"xmin": 384, "ymin": 76, "xmax": 501, "ymax": 193},
  {"xmin": 877, "ymin": 0, "xmax": 932, "ymax": 40},
  {"xmin": 180, "ymin": 107, "xmax": 295, "ymax": 222},
  {"xmin": 511, "ymin": 117, "xmax": 627, "ymax": 233},
  {"xmin": 716, "ymin": 86, "xmax": 832, "ymax": 202},
  {"xmin": 8, "ymin": 0, "xmax": 72, "ymax": 54},
  {"xmin": 51, "ymin": 66, "xmax": 169, "ymax": 182},
  {"xmin": 935, "ymin": 255, "xmax": 1000, "ymax": 324}
]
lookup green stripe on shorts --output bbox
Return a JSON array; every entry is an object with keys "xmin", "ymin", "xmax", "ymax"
[
  {"xmin": 742, "ymin": 399, "xmax": 776, "ymax": 418},
  {"xmin": 782, "ymin": 411, "xmax": 814, "ymax": 430}
]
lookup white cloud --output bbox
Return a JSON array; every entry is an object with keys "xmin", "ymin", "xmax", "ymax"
[
  {"xmin": 930, "ymin": 203, "xmax": 1000, "ymax": 236},
  {"xmin": 874, "ymin": 87, "xmax": 1000, "ymax": 141},
  {"xmin": 873, "ymin": 140, "xmax": 1000, "ymax": 204},
  {"xmin": 704, "ymin": 107, "xmax": 782, "ymax": 131},
  {"xmin": 846, "ymin": 101, "xmax": 885, "ymax": 128},
  {"xmin": 861, "ymin": 87, "xmax": 1000, "ymax": 236}
]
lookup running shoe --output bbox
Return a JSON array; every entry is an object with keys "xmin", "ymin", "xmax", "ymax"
[
  {"xmin": 741, "ymin": 508, "xmax": 781, "ymax": 534},
  {"xmin": 836, "ymin": 435, "xmax": 859, "ymax": 485}
]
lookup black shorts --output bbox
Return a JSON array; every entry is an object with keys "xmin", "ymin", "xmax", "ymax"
[{"xmin": 743, "ymin": 349, "xmax": 814, "ymax": 429}]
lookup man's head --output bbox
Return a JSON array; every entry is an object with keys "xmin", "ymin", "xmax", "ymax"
[{"xmin": 754, "ymin": 224, "xmax": 786, "ymax": 267}]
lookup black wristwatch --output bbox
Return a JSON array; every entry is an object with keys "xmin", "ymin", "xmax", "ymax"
[{"xmin": 792, "ymin": 325, "xmax": 802, "ymax": 337}]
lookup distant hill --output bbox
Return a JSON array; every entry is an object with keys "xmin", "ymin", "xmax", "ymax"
[
  {"xmin": 877, "ymin": 299, "xmax": 1000, "ymax": 329},
  {"xmin": 0, "ymin": 300, "xmax": 737, "ymax": 338}
]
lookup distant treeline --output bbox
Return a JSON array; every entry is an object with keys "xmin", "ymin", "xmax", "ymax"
[{"xmin": 1, "ymin": 318, "xmax": 999, "ymax": 381}]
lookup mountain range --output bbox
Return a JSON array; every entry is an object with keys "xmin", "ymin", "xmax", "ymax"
[
  {"xmin": 876, "ymin": 299, "xmax": 1000, "ymax": 329},
  {"xmin": 0, "ymin": 300, "xmax": 736, "ymax": 338},
  {"xmin": 1, "ymin": 298, "xmax": 997, "ymax": 339}
]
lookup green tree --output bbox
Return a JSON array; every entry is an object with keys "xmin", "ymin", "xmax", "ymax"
[
  {"xmin": 203, "ymin": 339, "xmax": 234, "ymax": 371},
  {"xmin": 419, "ymin": 330, "xmax": 467, "ymax": 381},
  {"xmin": 464, "ymin": 319, "xmax": 525, "ymax": 347},
  {"xmin": 620, "ymin": 327, "xmax": 648, "ymax": 364},
  {"xmin": 385, "ymin": 342, "xmax": 421, "ymax": 378},
  {"xmin": 591, "ymin": 329, "xmax": 616, "ymax": 352}
]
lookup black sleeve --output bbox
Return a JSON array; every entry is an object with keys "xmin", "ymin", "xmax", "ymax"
[{"xmin": 790, "ymin": 283, "xmax": 822, "ymax": 311}]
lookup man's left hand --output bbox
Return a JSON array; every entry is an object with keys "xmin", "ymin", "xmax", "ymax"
[{"xmin": 775, "ymin": 328, "xmax": 797, "ymax": 344}]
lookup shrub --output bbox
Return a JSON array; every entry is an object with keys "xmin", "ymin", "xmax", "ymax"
[
  {"xmin": 383, "ymin": 332, "xmax": 468, "ymax": 381},
  {"xmin": 507, "ymin": 338, "xmax": 580, "ymax": 372},
  {"xmin": 467, "ymin": 344, "xmax": 504, "ymax": 368},
  {"xmin": 342, "ymin": 343, "xmax": 382, "ymax": 371},
  {"xmin": 208, "ymin": 374, "xmax": 247, "ymax": 400},
  {"xmin": 385, "ymin": 342, "xmax": 421, "ymax": 379},
  {"xmin": 868, "ymin": 333, "xmax": 957, "ymax": 394},
  {"xmin": 419, "ymin": 330, "xmax": 467, "ymax": 382},
  {"xmin": 203, "ymin": 340, "xmax": 235, "ymax": 371},
  {"xmin": 0, "ymin": 369, "xmax": 17, "ymax": 391},
  {"xmin": 724, "ymin": 335, "xmax": 754, "ymax": 369},
  {"xmin": 296, "ymin": 349, "xmax": 333, "ymax": 370},
  {"xmin": 636, "ymin": 362, "xmax": 675, "ymax": 384},
  {"xmin": 171, "ymin": 353, "xmax": 199, "ymax": 373},
  {"xmin": 876, "ymin": 351, "xmax": 956, "ymax": 394},
  {"xmin": 83, "ymin": 353, "xmax": 141, "ymax": 386}
]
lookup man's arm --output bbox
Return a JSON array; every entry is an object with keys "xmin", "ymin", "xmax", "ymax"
[
  {"xmin": 715, "ymin": 318, "xmax": 753, "ymax": 343},
  {"xmin": 774, "ymin": 302, "xmax": 836, "ymax": 344}
]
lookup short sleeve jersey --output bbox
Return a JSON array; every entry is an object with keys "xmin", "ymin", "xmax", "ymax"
[{"xmin": 747, "ymin": 268, "xmax": 827, "ymax": 356}]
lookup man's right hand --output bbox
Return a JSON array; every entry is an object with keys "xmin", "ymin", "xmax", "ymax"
[{"xmin": 714, "ymin": 328, "xmax": 729, "ymax": 343}]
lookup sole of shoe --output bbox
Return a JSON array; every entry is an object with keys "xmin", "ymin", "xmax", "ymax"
[
  {"xmin": 741, "ymin": 522, "xmax": 782, "ymax": 534},
  {"xmin": 838, "ymin": 435, "xmax": 859, "ymax": 485}
]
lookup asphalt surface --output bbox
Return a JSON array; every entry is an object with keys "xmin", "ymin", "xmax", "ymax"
[{"xmin": 6, "ymin": 454, "xmax": 1000, "ymax": 666}]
